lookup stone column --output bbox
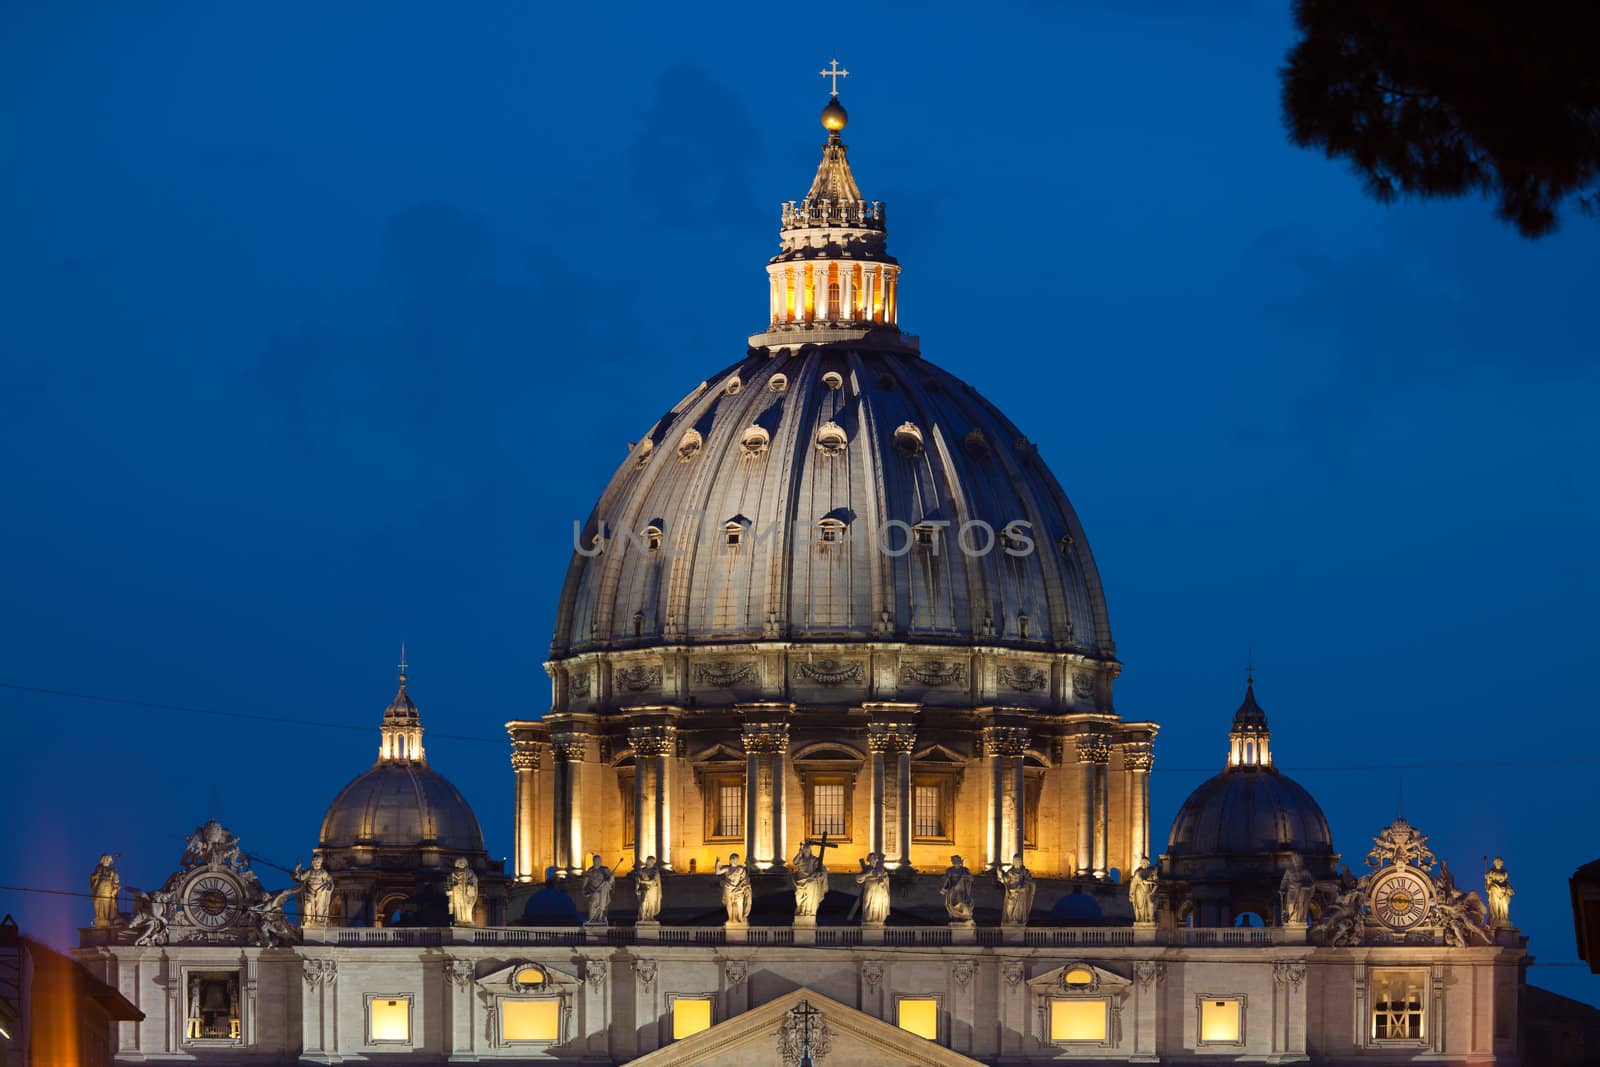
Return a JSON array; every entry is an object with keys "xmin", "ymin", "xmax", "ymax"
[
  {"xmin": 867, "ymin": 725, "xmax": 891, "ymax": 861},
  {"xmin": 982, "ymin": 726, "xmax": 1030, "ymax": 868},
  {"xmin": 510, "ymin": 736, "xmax": 543, "ymax": 882},
  {"xmin": 633, "ymin": 747, "xmax": 649, "ymax": 867},
  {"xmin": 744, "ymin": 742, "xmax": 760, "ymax": 866},
  {"xmin": 1073, "ymin": 733, "xmax": 1111, "ymax": 878},
  {"xmin": 628, "ymin": 725, "xmax": 676, "ymax": 868},
  {"xmin": 1011, "ymin": 749, "xmax": 1027, "ymax": 861},
  {"xmin": 894, "ymin": 732, "xmax": 915, "ymax": 869},
  {"xmin": 1124, "ymin": 742, "xmax": 1153, "ymax": 871},
  {"xmin": 840, "ymin": 261, "xmax": 854, "ymax": 322},
  {"xmin": 1073, "ymin": 734, "xmax": 1105, "ymax": 877},
  {"xmin": 554, "ymin": 733, "xmax": 588, "ymax": 874},
  {"xmin": 551, "ymin": 746, "xmax": 571, "ymax": 873},
  {"xmin": 655, "ymin": 749, "xmax": 672, "ymax": 869},
  {"xmin": 771, "ymin": 725, "xmax": 788, "ymax": 868}
]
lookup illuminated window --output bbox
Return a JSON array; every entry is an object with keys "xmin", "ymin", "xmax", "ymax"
[
  {"xmin": 811, "ymin": 782, "xmax": 846, "ymax": 836},
  {"xmin": 671, "ymin": 995, "xmax": 714, "ymax": 1040},
  {"xmin": 700, "ymin": 774, "xmax": 744, "ymax": 841},
  {"xmin": 513, "ymin": 966, "xmax": 546, "ymax": 987},
  {"xmin": 1198, "ymin": 997, "xmax": 1243, "ymax": 1044},
  {"xmin": 182, "ymin": 971, "xmax": 241, "ymax": 1043},
  {"xmin": 724, "ymin": 522, "xmax": 743, "ymax": 549},
  {"xmin": 911, "ymin": 773, "xmax": 955, "ymax": 842},
  {"xmin": 1049, "ymin": 998, "xmax": 1108, "ymax": 1042},
  {"xmin": 896, "ymin": 996, "xmax": 940, "ymax": 1040},
  {"xmin": 500, "ymin": 998, "xmax": 561, "ymax": 1043},
  {"xmin": 1064, "ymin": 966, "xmax": 1095, "ymax": 988},
  {"xmin": 1370, "ymin": 969, "xmax": 1426, "ymax": 1042},
  {"xmin": 366, "ymin": 995, "xmax": 412, "ymax": 1045}
]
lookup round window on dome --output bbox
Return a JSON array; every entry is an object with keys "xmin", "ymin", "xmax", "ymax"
[
  {"xmin": 893, "ymin": 422, "xmax": 924, "ymax": 458},
  {"xmin": 768, "ymin": 373, "xmax": 788, "ymax": 393},
  {"xmin": 677, "ymin": 430, "xmax": 703, "ymax": 462},
  {"xmin": 740, "ymin": 426, "xmax": 770, "ymax": 458},
  {"xmin": 821, "ymin": 371, "xmax": 844, "ymax": 391},
  {"xmin": 815, "ymin": 422, "xmax": 848, "ymax": 455}
]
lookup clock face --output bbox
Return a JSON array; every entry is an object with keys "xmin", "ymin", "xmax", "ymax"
[
  {"xmin": 184, "ymin": 872, "xmax": 243, "ymax": 929},
  {"xmin": 1371, "ymin": 869, "xmax": 1432, "ymax": 930}
]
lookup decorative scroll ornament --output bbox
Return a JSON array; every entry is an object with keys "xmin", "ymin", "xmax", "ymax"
[
  {"xmin": 510, "ymin": 740, "xmax": 541, "ymax": 773},
  {"xmin": 569, "ymin": 671, "xmax": 592, "ymax": 699},
  {"xmin": 777, "ymin": 999, "xmax": 832, "ymax": 1067},
  {"xmin": 302, "ymin": 958, "xmax": 337, "ymax": 988},
  {"xmin": 900, "ymin": 660, "xmax": 965, "ymax": 687},
  {"xmin": 585, "ymin": 959, "xmax": 608, "ymax": 992},
  {"xmin": 952, "ymin": 959, "xmax": 976, "ymax": 990},
  {"xmin": 1134, "ymin": 961, "xmax": 1165, "ymax": 990},
  {"xmin": 695, "ymin": 661, "xmax": 756, "ymax": 688},
  {"xmin": 615, "ymin": 665, "xmax": 662, "ymax": 692},
  {"xmin": 1272, "ymin": 961, "xmax": 1306, "ymax": 988},
  {"xmin": 629, "ymin": 725, "xmax": 678, "ymax": 759},
  {"xmin": 1122, "ymin": 742, "xmax": 1154, "ymax": 772},
  {"xmin": 634, "ymin": 959, "xmax": 657, "ymax": 989},
  {"xmin": 742, "ymin": 722, "xmax": 790, "ymax": 755},
  {"xmin": 796, "ymin": 658, "xmax": 862, "ymax": 685},
  {"xmin": 997, "ymin": 664, "xmax": 1047, "ymax": 692},
  {"xmin": 553, "ymin": 733, "xmax": 588, "ymax": 762},
  {"xmin": 981, "ymin": 726, "xmax": 1030, "ymax": 758},
  {"xmin": 724, "ymin": 959, "xmax": 749, "ymax": 987},
  {"xmin": 862, "ymin": 961, "xmax": 883, "ymax": 993},
  {"xmin": 446, "ymin": 958, "xmax": 475, "ymax": 989},
  {"xmin": 1002, "ymin": 960, "xmax": 1025, "ymax": 989},
  {"xmin": 1364, "ymin": 816, "xmax": 1436, "ymax": 870},
  {"xmin": 1071, "ymin": 670, "xmax": 1096, "ymax": 699}
]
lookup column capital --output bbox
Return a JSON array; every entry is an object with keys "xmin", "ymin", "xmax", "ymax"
[
  {"xmin": 980, "ymin": 725, "xmax": 1030, "ymax": 758},
  {"xmin": 510, "ymin": 738, "xmax": 544, "ymax": 772},
  {"xmin": 868, "ymin": 721, "xmax": 917, "ymax": 754},
  {"xmin": 552, "ymin": 732, "xmax": 590, "ymax": 763},
  {"xmin": 741, "ymin": 720, "xmax": 789, "ymax": 755},
  {"xmin": 1122, "ymin": 741, "xmax": 1154, "ymax": 771},
  {"xmin": 628, "ymin": 724, "xmax": 679, "ymax": 759},
  {"xmin": 1074, "ymin": 732, "xmax": 1112, "ymax": 764}
]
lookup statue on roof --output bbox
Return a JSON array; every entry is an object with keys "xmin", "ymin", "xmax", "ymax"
[
  {"xmin": 581, "ymin": 854, "xmax": 616, "ymax": 924},
  {"xmin": 997, "ymin": 853, "xmax": 1036, "ymax": 926},
  {"xmin": 715, "ymin": 853, "xmax": 752, "ymax": 925},
  {"xmin": 1280, "ymin": 853, "xmax": 1316, "ymax": 924},
  {"xmin": 89, "ymin": 853, "xmax": 121, "ymax": 928},
  {"xmin": 1366, "ymin": 817, "xmax": 1435, "ymax": 870},
  {"xmin": 940, "ymin": 856, "xmax": 975, "ymax": 923},
  {"xmin": 855, "ymin": 853, "xmax": 892, "ymax": 926},
  {"xmin": 633, "ymin": 856, "xmax": 663, "ymax": 923},
  {"xmin": 791, "ymin": 840, "xmax": 830, "ymax": 920},
  {"xmin": 127, "ymin": 888, "xmax": 171, "ymax": 946},
  {"xmin": 1128, "ymin": 857, "xmax": 1159, "ymax": 924},
  {"xmin": 293, "ymin": 856, "xmax": 335, "ymax": 926},
  {"xmin": 1484, "ymin": 857, "xmax": 1514, "ymax": 928},
  {"xmin": 448, "ymin": 859, "xmax": 479, "ymax": 926}
]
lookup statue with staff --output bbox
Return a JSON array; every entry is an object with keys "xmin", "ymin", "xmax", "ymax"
[
  {"xmin": 632, "ymin": 856, "xmax": 663, "ymax": 922},
  {"xmin": 581, "ymin": 853, "xmax": 621, "ymax": 924},
  {"xmin": 791, "ymin": 834, "xmax": 834, "ymax": 920}
]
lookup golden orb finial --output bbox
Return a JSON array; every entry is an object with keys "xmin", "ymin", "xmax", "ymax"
[{"xmin": 821, "ymin": 98, "xmax": 848, "ymax": 132}]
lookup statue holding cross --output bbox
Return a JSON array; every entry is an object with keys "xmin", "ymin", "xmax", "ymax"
[{"xmin": 791, "ymin": 835, "xmax": 834, "ymax": 919}]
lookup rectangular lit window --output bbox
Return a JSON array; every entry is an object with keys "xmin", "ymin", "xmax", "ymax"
[
  {"xmin": 1049, "ymin": 998, "xmax": 1108, "ymax": 1043},
  {"xmin": 366, "ymin": 995, "xmax": 412, "ymax": 1045},
  {"xmin": 1023, "ymin": 773, "xmax": 1043, "ymax": 847},
  {"xmin": 1199, "ymin": 997, "xmax": 1243, "ymax": 1044},
  {"xmin": 500, "ymin": 998, "xmax": 561, "ymax": 1043},
  {"xmin": 812, "ymin": 783, "xmax": 846, "ymax": 836},
  {"xmin": 672, "ymin": 995, "xmax": 714, "ymax": 1040},
  {"xmin": 896, "ymin": 996, "xmax": 939, "ymax": 1040},
  {"xmin": 914, "ymin": 783, "xmax": 943, "ymax": 838},
  {"xmin": 620, "ymin": 771, "xmax": 635, "ymax": 848},
  {"xmin": 716, "ymin": 783, "xmax": 744, "ymax": 838},
  {"xmin": 1371, "ymin": 969, "xmax": 1426, "ymax": 1041},
  {"xmin": 182, "ymin": 971, "xmax": 242, "ymax": 1043}
]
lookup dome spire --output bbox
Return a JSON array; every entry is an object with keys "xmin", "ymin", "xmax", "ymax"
[
  {"xmin": 1227, "ymin": 675, "xmax": 1272, "ymax": 769},
  {"xmin": 757, "ymin": 62, "xmax": 905, "ymax": 342},
  {"xmin": 379, "ymin": 646, "xmax": 425, "ymax": 764}
]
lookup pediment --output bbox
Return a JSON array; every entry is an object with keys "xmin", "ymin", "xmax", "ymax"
[
  {"xmin": 473, "ymin": 959, "xmax": 580, "ymax": 992},
  {"xmin": 628, "ymin": 986, "xmax": 984, "ymax": 1067},
  {"xmin": 1026, "ymin": 961, "xmax": 1133, "ymax": 996}
]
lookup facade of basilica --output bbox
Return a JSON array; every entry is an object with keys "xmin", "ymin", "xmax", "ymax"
[{"xmin": 73, "ymin": 79, "xmax": 1528, "ymax": 1065}]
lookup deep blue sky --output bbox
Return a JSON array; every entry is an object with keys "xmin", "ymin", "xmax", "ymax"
[{"xmin": 3, "ymin": 2, "xmax": 1596, "ymax": 1004}]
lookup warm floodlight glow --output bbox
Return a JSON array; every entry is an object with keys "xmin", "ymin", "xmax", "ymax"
[
  {"xmin": 1050, "ymin": 999, "xmax": 1107, "ymax": 1042},
  {"xmin": 1200, "ymin": 998, "xmax": 1242, "ymax": 1043},
  {"xmin": 514, "ymin": 966, "xmax": 545, "ymax": 987},
  {"xmin": 501, "ymin": 998, "xmax": 560, "ymax": 1042},
  {"xmin": 1064, "ymin": 966, "xmax": 1095, "ymax": 987},
  {"xmin": 672, "ymin": 996, "xmax": 713, "ymax": 1040},
  {"xmin": 368, "ymin": 997, "xmax": 411, "ymax": 1042},
  {"xmin": 897, "ymin": 997, "xmax": 939, "ymax": 1040}
]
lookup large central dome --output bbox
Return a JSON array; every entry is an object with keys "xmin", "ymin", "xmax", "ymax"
[
  {"xmin": 551, "ymin": 348, "xmax": 1113, "ymax": 656},
  {"xmin": 550, "ymin": 104, "xmax": 1112, "ymax": 664}
]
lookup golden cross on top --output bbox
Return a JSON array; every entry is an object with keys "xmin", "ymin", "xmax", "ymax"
[
  {"xmin": 398, "ymin": 642, "xmax": 408, "ymax": 682},
  {"xmin": 819, "ymin": 58, "xmax": 849, "ymax": 98}
]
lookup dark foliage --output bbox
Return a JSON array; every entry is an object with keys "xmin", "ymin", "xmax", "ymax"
[{"xmin": 1282, "ymin": 0, "xmax": 1600, "ymax": 236}]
